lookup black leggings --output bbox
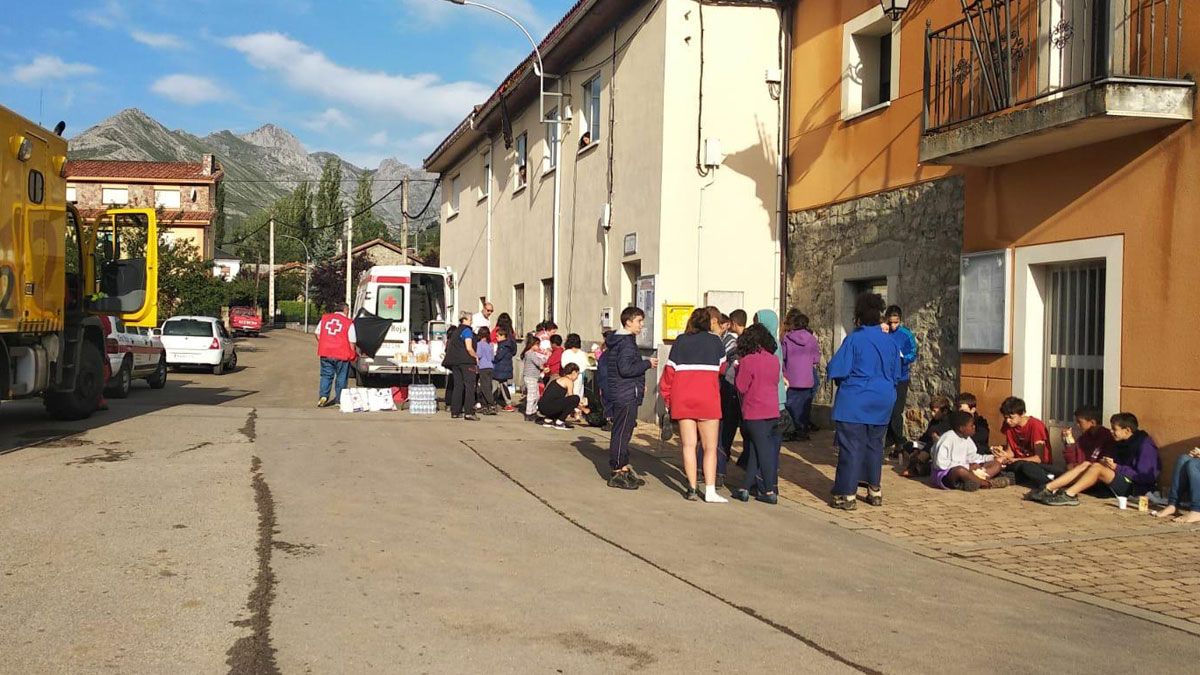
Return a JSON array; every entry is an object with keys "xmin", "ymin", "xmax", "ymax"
[
  {"xmin": 450, "ymin": 365, "xmax": 477, "ymax": 415},
  {"xmin": 538, "ymin": 395, "xmax": 580, "ymax": 422},
  {"xmin": 478, "ymin": 369, "xmax": 495, "ymax": 406}
]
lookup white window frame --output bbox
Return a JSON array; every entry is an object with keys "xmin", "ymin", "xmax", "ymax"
[
  {"xmin": 545, "ymin": 107, "xmax": 560, "ymax": 171},
  {"xmin": 582, "ymin": 74, "xmax": 602, "ymax": 141},
  {"xmin": 841, "ymin": 6, "xmax": 901, "ymax": 120},
  {"xmin": 1012, "ymin": 236, "xmax": 1124, "ymax": 423},
  {"xmin": 155, "ymin": 188, "xmax": 181, "ymax": 209},
  {"xmin": 65, "ymin": 185, "xmax": 77, "ymax": 203},
  {"xmin": 101, "ymin": 187, "xmax": 129, "ymax": 205},
  {"xmin": 515, "ymin": 132, "xmax": 528, "ymax": 190},
  {"xmin": 448, "ymin": 174, "xmax": 459, "ymax": 216}
]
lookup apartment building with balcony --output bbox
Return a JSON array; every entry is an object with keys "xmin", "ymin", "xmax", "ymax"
[
  {"xmin": 426, "ymin": 0, "xmax": 787, "ymax": 361},
  {"xmin": 787, "ymin": 0, "xmax": 1196, "ymax": 465},
  {"xmin": 65, "ymin": 154, "xmax": 224, "ymax": 259}
]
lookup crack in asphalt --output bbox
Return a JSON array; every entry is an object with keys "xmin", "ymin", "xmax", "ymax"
[
  {"xmin": 460, "ymin": 440, "xmax": 883, "ymax": 675},
  {"xmin": 239, "ymin": 408, "xmax": 258, "ymax": 443},
  {"xmin": 225, "ymin": 409, "xmax": 279, "ymax": 675}
]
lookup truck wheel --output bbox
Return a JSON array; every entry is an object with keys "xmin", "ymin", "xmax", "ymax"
[
  {"xmin": 107, "ymin": 359, "xmax": 133, "ymax": 398},
  {"xmin": 146, "ymin": 357, "xmax": 168, "ymax": 389},
  {"xmin": 45, "ymin": 341, "xmax": 104, "ymax": 420}
]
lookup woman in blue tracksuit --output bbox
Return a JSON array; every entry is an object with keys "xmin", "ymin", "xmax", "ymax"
[{"xmin": 828, "ymin": 292, "xmax": 899, "ymax": 510}]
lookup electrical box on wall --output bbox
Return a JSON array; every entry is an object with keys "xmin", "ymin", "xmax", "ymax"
[
  {"xmin": 764, "ymin": 68, "xmax": 782, "ymax": 84},
  {"xmin": 703, "ymin": 138, "xmax": 723, "ymax": 168},
  {"xmin": 600, "ymin": 307, "xmax": 614, "ymax": 330}
]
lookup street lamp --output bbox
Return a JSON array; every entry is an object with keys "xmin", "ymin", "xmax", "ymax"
[
  {"xmin": 278, "ymin": 233, "xmax": 312, "ymax": 334},
  {"xmin": 443, "ymin": 0, "xmax": 563, "ymax": 325},
  {"xmin": 879, "ymin": 0, "xmax": 911, "ymax": 21}
]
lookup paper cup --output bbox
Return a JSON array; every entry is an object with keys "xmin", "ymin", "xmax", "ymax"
[{"xmin": 1117, "ymin": 496, "xmax": 1128, "ymax": 510}]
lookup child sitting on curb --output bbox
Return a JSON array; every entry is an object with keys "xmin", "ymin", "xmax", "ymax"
[
  {"xmin": 931, "ymin": 410, "xmax": 1011, "ymax": 491},
  {"xmin": 992, "ymin": 396, "xmax": 1054, "ymax": 489},
  {"xmin": 956, "ymin": 392, "xmax": 991, "ymax": 453},
  {"xmin": 1061, "ymin": 404, "xmax": 1114, "ymax": 469},
  {"xmin": 901, "ymin": 395, "xmax": 953, "ymax": 477},
  {"xmin": 1033, "ymin": 411, "xmax": 1160, "ymax": 506}
]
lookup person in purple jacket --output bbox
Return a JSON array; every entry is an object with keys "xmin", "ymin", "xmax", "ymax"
[
  {"xmin": 730, "ymin": 323, "xmax": 783, "ymax": 505},
  {"xmin": 781, "ymin": 309, "xmax": 821, "ymax": 441},
  {"xmin": 1037, "ymin": 411, "xmax": 1160, "ymax": 506}
]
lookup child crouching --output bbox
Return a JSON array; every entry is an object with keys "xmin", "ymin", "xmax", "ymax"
[{"xmin": 931, "ymin": 410, "xmax": 1011, "ymax": 491}]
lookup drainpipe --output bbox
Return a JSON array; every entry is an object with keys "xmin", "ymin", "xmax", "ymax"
[
  {"xmin": 776, "ymin": 2, "xmax": 792, "ymax": 316},
  {"xmin": 486, "ymin": 136, "xmax": 494, "ymax": 300},
  {"xmin": 552, "ymin": 130, "xmax": 562, "ymax": 324}
]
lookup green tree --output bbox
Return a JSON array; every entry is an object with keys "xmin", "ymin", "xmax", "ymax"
[
  {"xmin": 352, "ymin": 173, "xmax": 387, "ymax": 245},
  {"xmin": 213, "ymin": 180, "xmax": 227, "ymax": 247},
  {"xmin": 314, "ymin": 157, "xmax": 345, "ymax": 259},
  {"xmin": 157, "ymin": 238, "xmax": 227, "ymax": 318}
]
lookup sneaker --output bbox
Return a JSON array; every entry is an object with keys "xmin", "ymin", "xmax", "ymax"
[
  {"xmin": 684, "ymin": 487, "xmax": 699, "ymax": 501},
  {"xmin": 462, "ymin": 414, "xmax": 479, "ymax": 421},
  {"xmin": 755, "ymin": 492, "xmax": 779, "ymax": 505},
  {"xmin": 831, "ymin": 495, "xmax": 857, "ymax": 511},
  {"xmin": 731, "ymin": 489, "xmax": 751, "ymax": 502},
  {"xmin": 554, "ymin": 420, "xmax": 573, "ymax": 431},
  {"xmin": 451, "ymin": 413, "xmax": 462, "ymax": 419},
  {"xmin": 503, "ymin": 406, "xmax": 516, "ymax": 412},
  {"xmin": 959, "ymin": 480, "xmax": 981, "ymax": 492},
  {"xmin": 1025, "ymin": 487, "xmax": 1050, "ymax": 502},
  {"xmin": 607, "ymin": 471, "xmax": 640, "ymax": 490},
  {"xmin": 621, "ymin": 465, "xmax": 647, "ymax": 486},
  {"xmin": 541, "ymin": 418, "xmax": 554, "ymax": 428},
  {"xmin": 988, "ymin": 475, "xmax": 1012, "ymax": 489},
  {"xmin": 1044, "ymin": 491, "xmax": 1080, "ymax": 506},
  {"xmin": 524, "ymin": 414, "xmax": 537, "ymax": 422},
  {"xmin": 866, "ymin": 491, "xmax": 883, "ymax": 506}
]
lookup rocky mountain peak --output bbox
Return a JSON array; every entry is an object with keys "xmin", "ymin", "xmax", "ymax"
[{"xmin": 240, "ymin": 124, "xmax": 307, "ymax": 155}]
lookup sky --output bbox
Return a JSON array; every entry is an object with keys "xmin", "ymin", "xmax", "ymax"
[{"xmin": 0, "ymin": 0, "xmax": 576, "ymax": 168}]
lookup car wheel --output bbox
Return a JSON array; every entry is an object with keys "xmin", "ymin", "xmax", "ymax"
[
  {"xmin": 212, "ymin": 359, "xmax": 225, "ymax": 376},
  {"xmin": 147, "ymin": 357, "xmax": 168, "ymax": 389},
  {"xmin": 228, "ymin": 351, "xmax": 238, "ymax": 371},
  {"xmin": 107, "ymin": 359, "xmax": 133, "ymax": 399}
]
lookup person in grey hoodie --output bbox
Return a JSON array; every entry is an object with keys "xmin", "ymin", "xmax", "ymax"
[{"xmin": 782, "ymin": 309, "xmax": 821, "ymax": 441}]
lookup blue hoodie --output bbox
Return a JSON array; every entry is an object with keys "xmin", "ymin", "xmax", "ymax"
[
  {"xmin": 890, "ymin": 325, "xmax": 918, "ymax": 382},
  {"xmin": 754, "ymin": 309, "xmax": 786, "ymax": 410}
]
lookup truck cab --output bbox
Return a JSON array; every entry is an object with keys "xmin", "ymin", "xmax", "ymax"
[
  {"xmin": 1, "ymin": 103, "xmax": 158, "ymax": 419},
  {"xmin": 351, "ymin": 265, "xmax": 456, "ymax": 385}
]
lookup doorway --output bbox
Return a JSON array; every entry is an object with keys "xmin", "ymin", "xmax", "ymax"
[
  {"xmin": 841, "ymin": 276, "xmax": 889, "ymax": 339},
  {"xmin": 1042, "ymin": 261, "xmax": 1106, "ymax": 424},
  {"xmin": 622, "ymin": 261, "xmax": 641, "ymax": 310}
]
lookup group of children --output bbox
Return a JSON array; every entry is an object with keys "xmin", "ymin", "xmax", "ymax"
[{"xmin": 902, "ymin": 393, "xmax": 1175, "ymax": 514}]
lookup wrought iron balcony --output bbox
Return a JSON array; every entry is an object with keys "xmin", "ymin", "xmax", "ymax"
[{"xmin": 920, "ymin": 0, "xmax": 1194, "ymax": 165}]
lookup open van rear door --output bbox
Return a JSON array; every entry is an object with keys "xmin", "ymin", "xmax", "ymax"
[{"xmin": 83, "ymin": 208, "xmax": 158, "ymax": 328}]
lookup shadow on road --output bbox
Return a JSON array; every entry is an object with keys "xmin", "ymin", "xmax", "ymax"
[{"xmin": 570, "ymin": 436, "xmax": 688, "ymax": 494}]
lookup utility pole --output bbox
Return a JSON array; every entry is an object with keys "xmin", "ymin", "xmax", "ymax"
[
  {"xmin": 400, "ymin": 177, "xmax": 409, "ymax": 260},
  {"xmin": 268, "ymin": 216, "xmax": 275, "ymax": 326},
  {"xmin": 344, "ymin": 212, "xmax": 353, "ymax": 307}
]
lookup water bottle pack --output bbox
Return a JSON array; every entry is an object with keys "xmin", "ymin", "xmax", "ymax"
[{"xmin": 408, "ymin": 383, "xmax": 439, "ymax": 415}]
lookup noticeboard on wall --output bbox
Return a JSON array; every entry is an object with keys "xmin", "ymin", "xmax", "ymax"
[
  {"xmin": 959, "ymin": 249, "xmax": 1011, "ymax": 353},
  {"xmin": 662, "ymin": 304, "xmax": 695, "ymax": 342},
  {"xmin": 635, "ymin": 275, "xmax": 656, "ymax": 349}
]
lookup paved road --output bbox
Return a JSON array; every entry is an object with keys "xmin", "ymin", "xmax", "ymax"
[{"xmin": 2, "ymin": 329, "xmax": 1198, "ymax": 673}]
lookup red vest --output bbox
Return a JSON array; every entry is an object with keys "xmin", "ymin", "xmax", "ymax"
[{"xmin": 317, "ymin": 313, "xmax": 355, "ymax": 361}]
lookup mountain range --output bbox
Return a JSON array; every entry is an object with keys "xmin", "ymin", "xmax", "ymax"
[{"xmin": 67, "ymin": 109, "xmax": 440, "ymax": 238}]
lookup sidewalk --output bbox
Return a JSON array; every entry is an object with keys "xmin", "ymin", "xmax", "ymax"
[{"xmin": 618, "ymin": 422, "xmax": 1200, "ymax": 635}]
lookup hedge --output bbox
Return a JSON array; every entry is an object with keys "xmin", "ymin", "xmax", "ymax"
[{"xmin": 278, "ymin": 300, "xmax": 319, "ymax": 323}]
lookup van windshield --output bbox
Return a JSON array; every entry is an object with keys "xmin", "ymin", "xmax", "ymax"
[
  {"xmin": 377, "ymin": 285, "xmax": 406, "ymax": 321},
  {"xmin": 163, "ymin": 319, "xmax": 214, "ymax": 337},
  {"xmin": 410, "ymin": 273, "xmax": 446, "ymax": 339}
]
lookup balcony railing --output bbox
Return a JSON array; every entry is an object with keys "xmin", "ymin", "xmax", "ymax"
[{"xmin": 923, "ymin": 0, "xmax": 1186, "ymax": 133}]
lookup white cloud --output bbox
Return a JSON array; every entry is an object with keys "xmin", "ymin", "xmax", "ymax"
[
  {"xmin": 224, "ymin": 32, "xmax": 491, "ymax": 126},
  {"xmin": 304, "ymin": 108, "xmax": 352, "ymax": 132},
  {"xmin": 131, "ymin": 29, "xmax": 185, "ymax": 49},
  {"xmin": 77, "ymin": 0, "xmax": 126, "ymax": 28},
  {"xmin": 368, "ymin": 131, "xmax": 389, "ymax": 146},
  {"xmin": 399, "ymin": 0, "xmax": 548, "ymax": 34},
  {"xmin": 150, "ymin": 74, "xmax": 228, "ymax": 105},
  {"xmin": 11, "ymin": 56, "xmax": 98, "ymax": 84}
]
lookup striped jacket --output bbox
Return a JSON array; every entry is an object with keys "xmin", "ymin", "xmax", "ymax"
[{"xmin": 659, "ymin": 331, "xmax": 726, "ymax": 420}]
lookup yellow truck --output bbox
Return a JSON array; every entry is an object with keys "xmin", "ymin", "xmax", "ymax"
[{"xmin": 1, "ymin": 104, "xmax": 158, "ymax": 419}]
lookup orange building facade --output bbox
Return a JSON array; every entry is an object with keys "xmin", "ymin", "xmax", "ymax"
[{"xmin": 786, "ymin": 0, "xmax": 1198, "ymax": 472}]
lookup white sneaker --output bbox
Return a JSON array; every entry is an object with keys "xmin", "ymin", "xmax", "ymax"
[{"xmin": 704, "ymin": 487, "xmax": 728, "ymax": 503}]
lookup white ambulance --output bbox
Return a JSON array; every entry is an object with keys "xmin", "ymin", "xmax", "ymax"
[{"xmin": 351, "ymin": 264, "xmax": 458, "ymax": 385}]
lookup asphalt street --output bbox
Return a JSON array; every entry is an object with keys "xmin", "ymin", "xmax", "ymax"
[{"xmin": 2, "ymin": 328, "xmax": 1198, "ymax": 673}]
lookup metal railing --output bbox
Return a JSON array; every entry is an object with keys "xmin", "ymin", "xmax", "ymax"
[{"xmin": 923, "ymin": 0, "xmax": 1186, "ymax": 133}]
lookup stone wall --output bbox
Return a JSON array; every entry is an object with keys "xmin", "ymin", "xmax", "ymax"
[{"xmin": 786, "ymin": 176, "xmax": 963, "ymax": 439}]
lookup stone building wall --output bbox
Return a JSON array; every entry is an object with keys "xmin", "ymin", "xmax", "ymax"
[{"xmin": 786, "ymin": 176, "xmax": 964, "ymax": 439}]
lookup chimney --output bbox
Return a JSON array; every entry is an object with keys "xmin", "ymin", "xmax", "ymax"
[{"xmin": 201, "ymin": 153, "xmax": 215, "ymax": 176}]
